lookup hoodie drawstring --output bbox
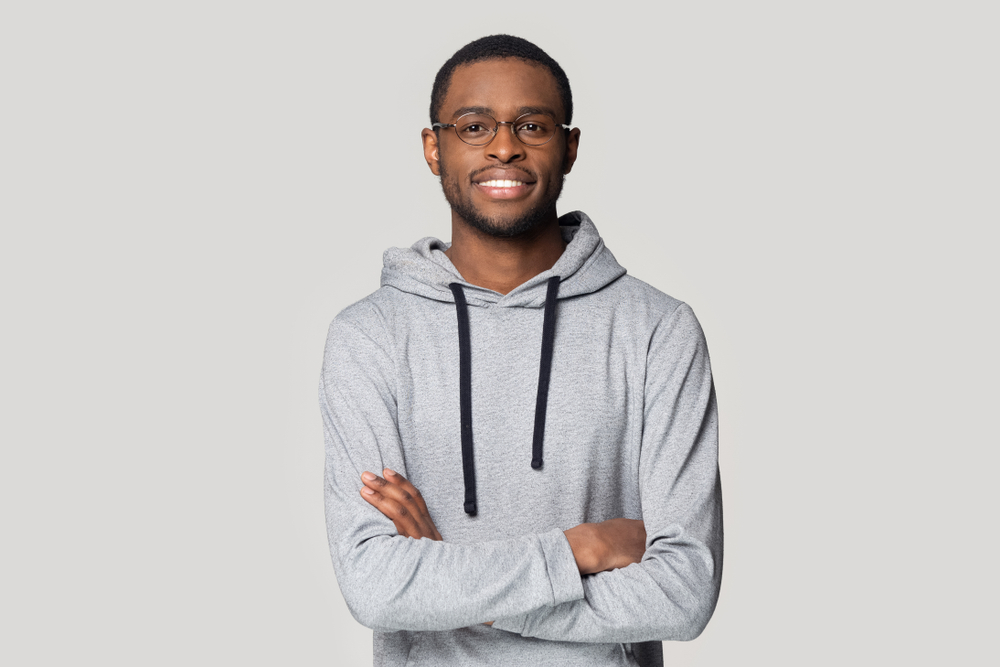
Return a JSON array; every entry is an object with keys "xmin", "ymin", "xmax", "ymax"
[
  {"xmin": 448, "ymin": 282, "xmax": 477, "ymax": 515},
  {"xmin": 449, "ymin": 277, "xmax": 561, "ymax": 515},
  {"xmin": 532, "ymin": 277, "xmax": 561, "ymax": 470}
]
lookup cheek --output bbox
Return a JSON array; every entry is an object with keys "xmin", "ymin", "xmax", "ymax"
[
  {"xmin": 437, "ymin": 151, "xmax": 466, "ymax": 182},
  {"xmin": 543, "ymin": 154, "xmax": 569, "ymax": 184}
]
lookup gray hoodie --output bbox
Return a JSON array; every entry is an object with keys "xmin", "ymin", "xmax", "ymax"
[{"xmin": 321, "ymin": 211, "xmax": 722, "ymax": 666}]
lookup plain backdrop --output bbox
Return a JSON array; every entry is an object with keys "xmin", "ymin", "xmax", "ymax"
[{"xmin": 2, "ymin": 1, "xmax": 997, "ymax": 665}]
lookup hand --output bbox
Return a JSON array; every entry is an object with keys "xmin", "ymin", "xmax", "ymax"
[
  {"xmin": 361, "ymin": 471, "xmax": 493, "ymax": 625},
  {"xmin": 564, "ymin": 518, "xmax": 647, "ymax": 575},
  {"xmin": 360, "ymin": 469, "xmax": 442, "ymax": 541}
]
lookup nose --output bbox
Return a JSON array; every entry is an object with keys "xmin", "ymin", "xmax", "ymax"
[{"xmin": 485, "ymin": 123, "xmax": 524, "ymax": 163}]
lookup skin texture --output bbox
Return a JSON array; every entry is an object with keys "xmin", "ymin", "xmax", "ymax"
[{"xmin": 360, "ymin": 57, "xmax": 647, "ymax": 620}]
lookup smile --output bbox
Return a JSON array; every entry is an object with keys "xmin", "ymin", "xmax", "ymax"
[
  {"xmin": 478, "ymin": 179, "xmax": 525, "ymax": 188},
  {"xmin": 473, "ymin": 179, "xmax": 534, "ymax": 200}
]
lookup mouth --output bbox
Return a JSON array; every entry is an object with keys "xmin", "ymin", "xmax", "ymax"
[
  {"xmin": 472, "ymin": 171, "xmax": 536, "ymax": 200},
  {"xmin": 478, "ymin": 179, "xmax": 527, "ymax": 188}
]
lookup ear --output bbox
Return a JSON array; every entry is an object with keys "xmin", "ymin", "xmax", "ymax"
[
  {"xmin": 562, "ymin": 127, "xmax": 581, "ymax": 175},
  {"xmin": 421, "ymin": 128, "xmax": 442, "ymax": 176}
]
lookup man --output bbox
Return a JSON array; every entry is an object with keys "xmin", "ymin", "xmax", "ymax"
[{"xmin": 321, "ymin": 35, "xmax": 722, "ymax": 666}]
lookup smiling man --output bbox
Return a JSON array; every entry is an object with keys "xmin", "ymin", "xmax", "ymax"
[{"xmin": 320, "ymin": 35, "xmax": 722, "ymax": 666}]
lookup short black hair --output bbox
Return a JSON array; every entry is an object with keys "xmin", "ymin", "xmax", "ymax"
[{"xmin": 430, "ymin": 35, "xmax": 573, "ymax": 125}]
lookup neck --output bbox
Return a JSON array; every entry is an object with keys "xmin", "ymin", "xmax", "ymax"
[{"xmin": 445, "ymin": 213, "xmax": 566, "ymax": 295}]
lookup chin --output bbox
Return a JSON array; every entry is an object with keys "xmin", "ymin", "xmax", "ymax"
[
  {"xmin": 443, "ymin": 181, "xmax": 565, "ymax": 239},
  {"xmin": 458, "ymin": 203, "xmax": 556, "ymax": 238}
]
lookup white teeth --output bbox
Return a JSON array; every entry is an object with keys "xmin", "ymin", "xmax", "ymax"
[{"xmin": 480, "ymin": 179, "xmax": 524, "ymax": 188}]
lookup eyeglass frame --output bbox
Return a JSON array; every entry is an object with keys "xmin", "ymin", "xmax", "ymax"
[{"xmin": 432, "ymin": 111, "xmax": 572, "ymax": 147}]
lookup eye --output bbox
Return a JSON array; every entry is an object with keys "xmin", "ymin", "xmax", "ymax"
[
  {"xmin": 515, "ymin": 116, "xmax": 554, "ymax": 135},
  {"xmin": 456, "ymin": 114, "xmax": 496, "ymax": 137}
]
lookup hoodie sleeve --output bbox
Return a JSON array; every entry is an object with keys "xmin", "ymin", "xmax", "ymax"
[
  {"xmin": 321, "ymin": 306, "xmax": 585, "ymax": 632},
  {"xmin": 491, "ymin": 303, "xmax": 723, "ymax": 642}
]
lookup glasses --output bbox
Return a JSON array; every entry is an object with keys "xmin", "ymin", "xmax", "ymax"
[{"xmin": 432, "ymin": 112, "xmax": 571, "ymax": 147}]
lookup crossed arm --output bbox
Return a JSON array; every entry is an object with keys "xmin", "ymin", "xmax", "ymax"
[
  {"xmin": 359, "ymin": 468, "xmax": 648, "ymax": 575},
  {"xmin": 358, "ymin": 468, "xmax": 648, "ymax": 627},
  {"xmin": 323, "ymin": 302, "xmax": 721, "ymax": 640}
]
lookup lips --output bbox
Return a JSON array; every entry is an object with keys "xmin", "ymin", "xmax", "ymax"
[
  {"xmin": 472, "ymin": 168, "xmax": 536, "ymax": 200},
  {"xmin": 473, "ymin": 180, "xmax": 533, "ymax": 200},
  {"xmin": 478, "ymin": 179, "xmax": 526, "ymax": 188},
  {"xmin": 472, "ymin": 167, "xmax": 535, "ymax": 185}
]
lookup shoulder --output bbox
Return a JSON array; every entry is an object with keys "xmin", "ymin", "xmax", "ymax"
[
  {"xmin": 609, "ymin": 274, "xmax": 698, "ymax": 324},
  {"xmin": 601, "ymin": 275, "xmax": 709, "ymax": 359},
  {"xmin": 330, "ymin": 287, "xmax": 395, "ymax": 329},
  {"xmin": 325, "ymin": 287, "xmax": 402, "ymax": 358}
]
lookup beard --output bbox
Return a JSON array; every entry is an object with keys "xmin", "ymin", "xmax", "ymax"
[{"xmin": 439, "ymin": 163, "xmax": 565, "ymax": 239}]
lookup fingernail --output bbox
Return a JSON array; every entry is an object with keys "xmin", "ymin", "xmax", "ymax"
[
  {"xmin": 362, "ymin": 487, "xmax": 375, "ymax": 495},
  {"xmin": 385, "ymin": 469, "xmax": 397, "ymax": 477},
  {"xmin": 362, "ymin": 472, "xmax": 376, "ymax": 481}
]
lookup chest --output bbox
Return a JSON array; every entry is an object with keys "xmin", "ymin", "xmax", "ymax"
[{"xmin": 391, "ymin": 300, "xmax": 649, "ymax": 540}]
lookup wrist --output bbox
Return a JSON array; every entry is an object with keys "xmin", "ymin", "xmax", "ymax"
[{"xmin": 564, "ymin": 523, "xmax": 604, "ymax": 574}]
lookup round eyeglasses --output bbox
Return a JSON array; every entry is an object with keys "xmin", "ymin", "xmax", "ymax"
[{"xmin": 432, "ymin": 112, "xmax": 571, "ymax": 147}]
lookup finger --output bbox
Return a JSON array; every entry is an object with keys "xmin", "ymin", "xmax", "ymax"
[
  {"xmin": 359, "ymin": 487, "xmax": 417, "ymax": 538},
  {"xmin": 361, "ymin": 471, "xmax": 401, "ymax": 497},
  {"xmin": 361, "ymin": 471, "xmax": 390, "ymax": 491},
  {"xmin": 362, "ymin": 474, "xmax": 411, "ymax": 513},
  {"xmin": 383, "ymin": 469, "xmax": 432, "ymax": 516},
  {"xmin": 370, "ymin": 471, "xmax": 426, "ymax": 519},
  {"xmin": 384, "ymin": 470, "xmax": 441, "ymax": 540},
  {"xmin": 361, "ymin": 471, "xmax": 441, "ymax": 541},
  {"xmin": 377, "ymin": 496, "xmax": 424, "ymax": 538},
  {"xmin": 362, "ymin": 473, "xmax": 416, "ymax": 511},
  {"xmin": 360, "ymin": 485, "xmax": 424, "ymax": 536}
]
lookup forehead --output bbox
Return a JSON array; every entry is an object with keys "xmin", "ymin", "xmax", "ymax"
[{"xmin": 442, "ymin": 58, "xmax": 564, "ymax": 121}]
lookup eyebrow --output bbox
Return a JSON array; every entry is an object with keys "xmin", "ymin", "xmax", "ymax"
[
  {"xmin": 448, "ymin": 105, "xmax": 560, "ymax": 121},
  {"xmin": 516, "ymin": 106, "xmax": 558, "ymax": 118},
  {"xmin": 451, "ymin": 106, "xmax": 493, "ymax": 119}
]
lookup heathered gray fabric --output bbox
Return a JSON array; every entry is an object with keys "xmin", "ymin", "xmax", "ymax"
[{"xmin": 321, "ymin": 211, "xmax": 722, "ymax": 666}]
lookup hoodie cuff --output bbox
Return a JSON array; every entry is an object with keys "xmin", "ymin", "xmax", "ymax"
[
  {"xmin": 492, "ymin": 529, "xmax": 583, "ymax": 636},
  {"xmin": 491, "ymin": 613, "xmax": 527, "ymax": 635},
  {"xmin": 537, "ymin": 527, "xmax": 585, "ymax": 606}
]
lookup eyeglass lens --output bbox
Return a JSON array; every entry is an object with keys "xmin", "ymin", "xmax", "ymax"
[{"xmin": 454, "ymin": 114, "xmax": 558, "ymax": 146}]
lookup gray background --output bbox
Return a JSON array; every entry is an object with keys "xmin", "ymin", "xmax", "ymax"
[{"xmin": 2, "ymin": 1, "xmax": 996, "ymax": 664}]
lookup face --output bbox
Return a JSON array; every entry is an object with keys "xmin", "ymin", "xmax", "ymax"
[{"xmin": 422, "ymin": 59, "xmax": 580, "ymax": 238}]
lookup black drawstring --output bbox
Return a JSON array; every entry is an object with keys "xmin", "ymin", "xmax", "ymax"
[
  {"xmin": 449, "ymin": 283, "xmax": 477, "ymax": 515},
  {"xmin": 532, "ymin": 276, "xmax": 561, "ymax": 469},
  {"xmin": 449, "ymin": 277, "xmax": 561, "ymax": 515}
]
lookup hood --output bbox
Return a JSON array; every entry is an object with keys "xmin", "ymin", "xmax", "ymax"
[{"xmin": 380, "ymin": 211, "xmax": 627, "ymax": 308}]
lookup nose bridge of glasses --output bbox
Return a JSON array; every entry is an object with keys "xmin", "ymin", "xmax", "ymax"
[
  {"xmin": 500, "ymin": 120, "xmax": 524, "ymax": 141},
  {"xmin": 488, "ymin": 120, "xmax": 522, "ymax": 150}
]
